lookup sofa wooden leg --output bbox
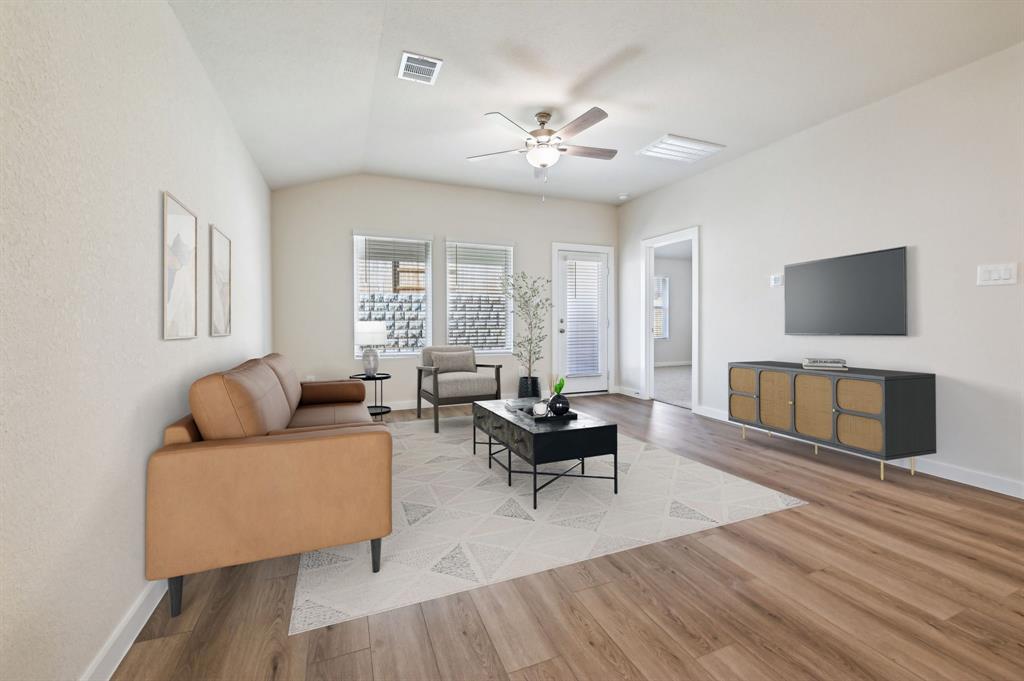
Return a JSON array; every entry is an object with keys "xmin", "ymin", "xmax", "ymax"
[
  {"xmin": 169, "ymin": 576, "xmax": 183, "ymax": 617},
  {"xmin": 433, "ymin": 403, "xmax": 439, "ymax": 433},
  {"xmin": 371, "ymin": 538, "xmax": 382, "ymax": 573}
]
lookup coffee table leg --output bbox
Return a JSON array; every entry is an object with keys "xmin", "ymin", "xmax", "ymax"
[
  {"xmin": 507, "ymin": 449, "xmax": 512, "ymax": 486},
  {"xmin": 613, "ymin": 450, "xmax": 618, "ymax": 494},
  {"xmin": 533, "ymin": 463, "xmax": 538, "ymax": 510},
  {"xmin": 487, "ymin": 434, "xmax": 492, "ymax": 469},
  {"xmin": 473, "ymin": 425, "xmax": 476, "ymax": 456},
  {"xmin": 581, "ymin": 457, "xmax": 585, "ymax": 475}
]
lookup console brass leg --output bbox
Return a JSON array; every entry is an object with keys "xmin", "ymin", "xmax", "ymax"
[
  {"xmin": 741, "ymin": 425, "xmax": 746, "ymax": 440},
  {"xmin": 880, "ymin": 460, "xmax": 885, "ymax": 481},
  {"xmin": 814, "ymin": 444, "xmax": 819, "ymax": 455},
  {"xmin": 910, "ymin": 457, "xmax": 916, "ymax": 476},
  {"xmin": 767, "ymin": 432, "xmax": 773, "ymax": 438}
]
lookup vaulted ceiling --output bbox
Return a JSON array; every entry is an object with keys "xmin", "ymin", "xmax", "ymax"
[{"xmin": 170, "ymin": 1, "xmax": 1023, "ymax": 204}]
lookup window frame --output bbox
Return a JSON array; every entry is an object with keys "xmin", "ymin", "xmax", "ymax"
[
  {"xmin": 653, "ymin": 275, "xmax": 670, "ymax": 340},
  {"xmin": 444, "ymin": 240, "xmax": 514, "ymax": 355},
  {"xmin": 352, "ymin": 234, "xmax": 433, "ymax": 358}
]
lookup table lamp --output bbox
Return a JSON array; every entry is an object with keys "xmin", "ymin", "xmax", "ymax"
[{"xmin": 354, "ymin": 321, "xmax": 388, "ymax": 377}]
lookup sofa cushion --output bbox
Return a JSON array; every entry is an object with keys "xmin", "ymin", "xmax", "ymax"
[
  {"xmin": 288, "ymin": 403, "xmax": 374, "ymax": 429},
  {"xmin": 262, "ymin": 353, "xmax": 302, "ymax": 414},
  {"xmin": 423, "ymin": 371, "xmax": 497, "ymax": 398},
  {"xmin": 433, "ymin": 350, "xmax": 476, "ymax": 374},
  {"xmin": 189, "ymin": 359, "xmax": 292, "ymax": 440},
  {"xmin": 422, "ymin": 345, "xmax": 474, "ymax": 366}
]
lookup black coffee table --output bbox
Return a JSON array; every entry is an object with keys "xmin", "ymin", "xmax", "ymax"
[{"xmin": 472, "ymin": 399, "xmax": 617, "ymax": 509}]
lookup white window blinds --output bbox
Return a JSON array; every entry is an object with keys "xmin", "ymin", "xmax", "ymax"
[
  {"xmin": 652, "ymin": 276, "xmax": 669, "ymax": 340},
  {"xmin": 565, "ymin": 259, "xmax": 603, "ymax": 376},
  {"xmin": 354, "ymin": 235, "xmax": 431, "ymax": 355},
  {"xmin": 446, "ymin": 242, "xmax": 513, "ymax": 352}
]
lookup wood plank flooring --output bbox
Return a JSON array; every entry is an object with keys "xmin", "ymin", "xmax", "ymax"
[{"xmin": 115, "ymin": 395, "xmax": 1024, "ymax": 680}]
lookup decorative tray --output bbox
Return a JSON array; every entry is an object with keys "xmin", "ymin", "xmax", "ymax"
[{"xmin": 525, "ymin": 409, "xmax": 578, "ymax": 423}]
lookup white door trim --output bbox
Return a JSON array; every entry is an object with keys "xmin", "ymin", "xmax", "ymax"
[
  {"xmin": 551, "ymin": 242, "xmax": 616, "ymax": 392},
  {"xmin": 641, "ymin": 226, "xmax": 700, "ymax": 406}
]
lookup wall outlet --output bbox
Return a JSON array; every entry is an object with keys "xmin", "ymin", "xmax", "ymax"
[
  {"xmin": 768, "ymin": 273, "xmax": 784, "ymax": 288},
  {"xmin": 977, "ymin": 263, "xmax": 1018, "ymax": 286}
]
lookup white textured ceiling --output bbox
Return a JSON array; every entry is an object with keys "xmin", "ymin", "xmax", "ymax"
[{"xmin": 170, "ymin": 1, "xmax": 1023, "ymax": 204}]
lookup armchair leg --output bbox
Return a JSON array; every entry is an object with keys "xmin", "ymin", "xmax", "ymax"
[
  {"xmin": 168, "ymin": 576, "xmax": 183, "ymax": 617},
  {"xmin": 371, "ymin": 538, "xmax": 382, "ymax": 573},
  {"xmin": 416, "ymin": 393, "xmax": 421, "ymax": 418},
  {"xmin": 433, "ymin": 402, "xmax": 439, "ymax": 433}
]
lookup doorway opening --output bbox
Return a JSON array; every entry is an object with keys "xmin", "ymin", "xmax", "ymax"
[{"xmin": 641, "ymin": 227, "xmax": 699, "ymax": 410}]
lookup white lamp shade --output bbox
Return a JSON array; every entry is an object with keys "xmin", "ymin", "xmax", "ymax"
[
  {"xmin": 526, "ymin": 145, "xmax": 560, "ymax": 168},
  {"xmin": 354, "ymin": 321, "xmax": 388, "ymax": 346}
]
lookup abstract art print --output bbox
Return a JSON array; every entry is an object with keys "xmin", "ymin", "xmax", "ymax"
[
  {"xmin": 210, "ymin": 226, "xmax": 231, "ymax": 336},
  {"xmin": 163, "ymin": 192, "xmax": 197, "ymax": 339}
]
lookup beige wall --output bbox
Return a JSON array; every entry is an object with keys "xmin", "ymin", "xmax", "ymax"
[
  {"xmin": 618, "ymin": 44, "xmax": 1024, "ymax": 495},
  {"xmin": 653, "ymin": 257, "xmax": 692, "ymax": 365},
  {"xmin": 0, "ymin": 3, "xmax": 272, "ymax": 679},
  {"xmin": 271, "ymin": 175, "xmax": 617, "ymax": 403}
]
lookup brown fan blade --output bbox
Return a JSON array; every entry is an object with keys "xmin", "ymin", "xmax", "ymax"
[
  {"xmin": 466, "ymin": 148, "xmax": 525, "ymax": 161},
  {"xmin": 559, "ymin": 144, "xmax": 617, "ymax": 160},
  {"xmin": 554, "ymin": 107, "xmax": 608, "ymax": 141},
  {"xmin": 484, "ymin": 112, "xmax": 534, "ymax": 140}
]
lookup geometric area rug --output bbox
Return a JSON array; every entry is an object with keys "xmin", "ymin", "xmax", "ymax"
[{"xmin": 289, "ymin": 415, "xmax": 805, "ymax": 634}]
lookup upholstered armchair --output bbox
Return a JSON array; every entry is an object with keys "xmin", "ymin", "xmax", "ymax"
[{"xmin": 417, "ymin": 345, "xmax": 501, "ymax": 432}]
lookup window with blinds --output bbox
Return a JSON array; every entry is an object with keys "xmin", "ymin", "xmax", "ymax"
[
  {"xmin": 652, "ymin": 276, "xmax": 669, "ymax": 340},
  {"xmin": 353, "ymin": 235, "xmax": 431, "ymax": 355},
  {"xmin": 565, "ymin": 259, "xmax": 603, "ymax": 376},
  {"xmin": 446, "ymin": 242, "xmax": 513, "ymax": 352}
]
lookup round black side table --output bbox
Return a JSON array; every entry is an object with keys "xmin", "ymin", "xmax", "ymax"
[{"xmin": 349, "ymin": 373, "xmax": 392, "ymax": 421}]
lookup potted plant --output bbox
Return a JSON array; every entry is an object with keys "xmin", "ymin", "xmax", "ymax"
[
  {"xmin": 548, "ymin": 375, "xmax": 569, "ymax": 415},
  {"xmin": 505, "ymin": 272, "xmax": 552, "ymax": 398}
]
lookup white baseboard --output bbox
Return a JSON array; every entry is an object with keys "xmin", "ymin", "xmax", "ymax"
[
  {"xmin": 691, "ymin": 405, "xmax": 1023, "ymax": 500},
  {"xmin": 654, "ymin": 361, "xmax": 692, "ymax": 368},
  {"xmin": 612, "ymin": 385, "xmax": 643, "ymax": 398},
  {"xmin": 81, "ymin": 580, "xmax": 166, "ymax": 681}
]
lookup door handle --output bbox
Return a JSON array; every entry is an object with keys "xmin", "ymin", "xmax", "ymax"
[{"xmin": 559, "ymin": 329, "xmax": 565, "ymax": 333}]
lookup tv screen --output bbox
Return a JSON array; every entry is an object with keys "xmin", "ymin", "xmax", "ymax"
[{"xmin": 785, "ymin": 247, "xmax": 907, "ymax": 335}]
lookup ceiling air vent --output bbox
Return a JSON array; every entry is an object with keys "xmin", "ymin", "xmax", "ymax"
[
  {"xmin": 397, "ymin": 51, "xmax": 443, "ymax": 85},
  {"xmin": 638, "ymin": 134, "xmax": 724, "ymax": 163}
]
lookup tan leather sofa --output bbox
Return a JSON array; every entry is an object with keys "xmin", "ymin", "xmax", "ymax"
[{"xmin": 146, "ymin": 353, "xmax": 391, "ymax": 617}]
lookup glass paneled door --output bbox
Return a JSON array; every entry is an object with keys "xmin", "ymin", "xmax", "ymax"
[{"xmin": 554, "ymin": 249, "xmax": 609, "ymax": 393}]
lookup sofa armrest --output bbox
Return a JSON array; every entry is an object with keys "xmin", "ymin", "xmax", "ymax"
[
  {"xmin": 146, "ymin": 426, "xmax": 391, "ymax": 580},
  {"xmin": 416, "ymin": 365, "xmax": 438, "ymax": 374},
  {"xmin": 300, "ymin": 379, "xmax": 365, "ymax": 405}
]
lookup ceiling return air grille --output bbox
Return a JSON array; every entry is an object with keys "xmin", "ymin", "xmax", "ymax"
[
  {"xmin": 397, "ymin": 51, "xmax": 443, "ymax": 85},
  {"xmin": 638, "ymin": 134, "xmax": 725, "ymax": 163}
]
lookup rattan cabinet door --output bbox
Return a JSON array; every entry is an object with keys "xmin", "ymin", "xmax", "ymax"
[
  {"xmin": 794, "ymin": 373, "xmax": 833, "ymax": 440},
  {"xmin": 729, "ymin": 367, "xmax": 756, "ymax": 394},
  {"xmin": 836, "ymin": 379, "xmax": 883, "ymax": 414},
  {"xmin": 729, "ymin": 395, "xmax": 757, "ymax": 423},
  {"xmin": 759, "ymin": 370, "xmax": 792, "ymax": 431},
  {"xmin": 837, "ymin": 414, "xmax": 883, "ymax": 452}
]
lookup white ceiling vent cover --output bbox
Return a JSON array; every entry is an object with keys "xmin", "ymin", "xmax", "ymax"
[
  {"xmin": 398, "ymin": 51, "xmax": 443, "ymax": 85},
  {"xmin": 639, "ymin": 134, "xmax": 725, "ymax": 163}
]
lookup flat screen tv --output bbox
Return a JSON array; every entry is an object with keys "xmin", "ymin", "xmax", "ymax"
[{"xmin": 785, "ymin": 247, "xmax": 907, "ymax": 335}]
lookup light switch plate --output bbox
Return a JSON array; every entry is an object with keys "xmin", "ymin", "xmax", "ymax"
[
  {"xmin": 977, "ymin": 263, "xmax": 1018, "ymax": 286},
  {"xmin": 768, "ymin": 273, "xmax": 784, "ymax": 288}
]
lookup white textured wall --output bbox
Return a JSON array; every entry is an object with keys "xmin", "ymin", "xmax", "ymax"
[
  {"xmin": 0, "ymin": 3, "xmax": 271, "ymax": 679},
  {"xmin": 653, "ymin": 257, "xmax": 692, "ymax": 364},
  {"xmin": 272, "ymin": 175, "xmax": 617, "ymax": 402},
  {"xmin": 618, "ymin": 44, "xmax": 1024, "ymax": 495}
]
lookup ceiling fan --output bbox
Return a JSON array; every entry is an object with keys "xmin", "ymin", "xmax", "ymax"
[{"xmin": 467, "ymin": 107, "xmax": 618, "ymax": 176}]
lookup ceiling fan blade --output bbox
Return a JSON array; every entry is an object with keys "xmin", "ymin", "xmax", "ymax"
[
  {"xmin": 466, "ymin": 148, "xmax": 525, "ymax": 162},
  {"xmin": 554, "ymin": 107, "xmax": 608, "ymax": 141},
  {"xmin": 484, "ymin": 112, "xmax": 534, "ymax": 140},
  {"xmin": 559, "ymin": 144, "xmax": 618, "ymax": 160}
]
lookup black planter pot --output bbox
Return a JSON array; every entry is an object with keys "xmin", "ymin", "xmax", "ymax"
[
  {"xmin": 548, "ymin": 393, "xmax": 570, "ymax": 416},
  {"xmin": 518, "ymin": 376, "xmax": 541, "ymax": 398}
]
